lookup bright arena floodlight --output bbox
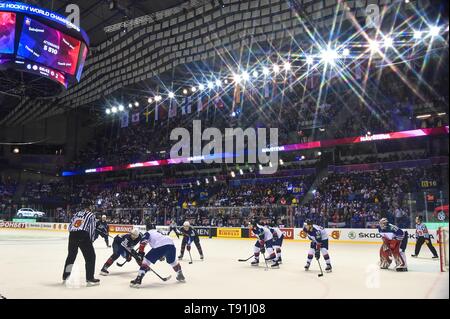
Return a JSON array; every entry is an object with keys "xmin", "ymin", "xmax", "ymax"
[
  {"xmin": 342, "ymin": 48, "xmax": 350, "ymax": 57},
  {"xmin": 413, "ymin": 30, "xmax": 423, "ymax": 40},
  {"xmin": 262, "ymin": 66, "xmax": 270, "ymax": 76},
  {"xmin": 241, "ymin": 71, "xmax": 250, "ymax": 81},
  {"xmin": 305, "ymin": 55, "xmax": 314, "ymax": 65},
  {"xmin": 148, "ymin": 97, "xmax": 153, "ymax": 103},
  {"xmin": 384, "ymin": 36, "xmax": 394, "ymax": 48},
  {"xmin": 273, "ymin": 64, "xmax": 280, "ymax": 73},
  {"xmin": 183, "ymin": 89, "xmax": 188, "ymax": 95},
  {"xmin": 368, "ymin": 39, "xmax": 380, "ymax": 52},
  {"xmin": 215, "ymin": 79, "xmax": 222, "ymax": 87},
  {"xmin": 233, "ymin": 73, "xmax": 242, "ymax": 83},
  {"xmin": 429, "ymin": 26, "xmax": 441, "ymax": 37},
  {"xmin": 154, "ymin": 95, "xmax": 162, "ymax": 102},
  {"xmin": 321, "ymin": 48, "xmax": 338, "ymax": 65},
  {"xmin": 207, "ymin": 81, "xmax": 214, "ymax": 89},
  {"xmin": 198, "ymin": 83, "xmax": 205, "ymax": 91},
  {"xmin": 118, "ymin": 105, "xmax": 124, "ymax": 111},
  {"xmin": 252, "ymin": 70, "xmax": 259, "ymax": 78},
  {"xmin": 111, "ymin": 106, "xmax": 118, "ymax": 113},
  {"xmin": 168, "ymin": 92, "xmax": 175, "ymax": 99},
  {"xmin": 134, "ymin": 101, "xmax": 139, "ymax": 107},
  {"xmin": 128, "ymin": 103, "xmax": 133, "ymax": 108},
  {"xmin": 106, "ymin": 108, "xmax": 111, "ymax": 115},
  {"xmin": 283, "ymin": 61, "xmax": 291, "ymax": 71},
  {"xmin": 191, "ymin": 86, "xmax": 197, "ymax": 92}
]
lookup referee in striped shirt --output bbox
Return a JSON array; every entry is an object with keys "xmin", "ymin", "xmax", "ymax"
[
  {"xmin": 62, "ymin": 206, "xmax": 100, "ymax": 286},
  {"xmin": 412, "ymin": 215, "xmax": 439, "ymax": 259}
]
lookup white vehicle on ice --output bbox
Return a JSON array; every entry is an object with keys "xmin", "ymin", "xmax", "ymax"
[{"xmin": 16, "ymin": 208, "xmax": 45, "ymax": 218}]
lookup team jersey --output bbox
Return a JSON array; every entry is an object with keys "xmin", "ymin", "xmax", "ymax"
[
  {"xmin": 253, "ymin": 225, "xmax": 273, "ymax": 241},
  {"xmin": 96, "ymin": 220, "xmax": 109, "ymax": 233},
  {"xmin": 415, "ymin": 223, "xmax": 430, "ymax": 238},
  {"xmin": 116, "ymin": 233, "xmax": 142, "ymax": 250},
  {"xmin": 179, "ymin": 226, "xmax": 198, "ymax": 239},
  {"xmin": 170, "ymin": 221, "xmax": 177, "ymax": 228},
  {"xmin": 269, "ymin": 227, "xmax": 283, "ymax": 239},
  {"xmin": 303, "ymin": 225, "xmax": 328, "ymax": 244},
  {"xmin": 378, "ymin": 224, "xmax": 405, "ymax": 241},
  {"xmin": 68, "ymin": 210, "xmax": 97, "ymax": 241},
  {"xmin": 139, "ymin": 229, "xmax": 174, "ymax": 251}
]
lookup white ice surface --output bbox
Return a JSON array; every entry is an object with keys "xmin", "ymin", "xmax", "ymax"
[{"xmin": 0, "ymin": 229, "xmax": 448, "ymax": 299}]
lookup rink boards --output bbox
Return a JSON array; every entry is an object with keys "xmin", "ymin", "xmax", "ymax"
[{"xmin": 0, "ymin": 220, "xmax": 445, "ymax": 246}]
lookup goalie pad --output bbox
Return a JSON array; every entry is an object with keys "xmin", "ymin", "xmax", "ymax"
[
  {"xmin": 379, "ymin": 243, "xmax": 392, "ymax": 269},
  {"xmin": 389, "ymin": 240, "xmax": 406, "ymax": 267}
]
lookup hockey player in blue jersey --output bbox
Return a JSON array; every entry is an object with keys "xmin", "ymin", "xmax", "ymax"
[
  {"xmin": 130, "ymin": 223, "xmax": 185, "ymax": 287},
  {"xmin": 303, "ymin": 219, "xmax": 332, "ymax": 272},
  {"xmin": 94, "ymin": 215, "xmax": 111, "ymax": 247},
  {"xmin": 378, "ymin": 218, "xmax": 408, "ymax": 272},
  {"xmin": 100, "ymin": 229, "xmax": 142, "ymax": 276},
  {"xmin": 268, "ymin": 221, "xmax": 284, "ymax": 268},
  {"xmin": 250, "ymin": 222, "xmax": 277, "ymax": 267}
]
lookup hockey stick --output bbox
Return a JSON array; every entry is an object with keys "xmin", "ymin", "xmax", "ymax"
[
  {"xmin": 317, "ymin": 258, "xmax": 324, "ymax": 277},
  {"xmin": 262, "ymin": 251, "xmax": 269, "ymax": 271},
  {"xmin": 149, "ymin": 268, "xmax": 172, "ymax": 282},
  {"xmin": 116, "ymin": 259, "xmax": 128, "ymax": 267},
  {"xmin": 238, "ymin": 255, "xmax": 254, "ymax": 262},
  {"xmin": 188, "ymin": 250, "xmax": 193, "ymax": 264}
]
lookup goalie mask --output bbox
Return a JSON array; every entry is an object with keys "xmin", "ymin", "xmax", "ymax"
[{"xmin": 379, "ymin": 218, "xmax": 389, "ymax": 230}]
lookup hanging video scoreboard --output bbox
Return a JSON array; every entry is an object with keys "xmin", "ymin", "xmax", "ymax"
[{"xmin": 0, "ymin": 2, "xmax": 89, "ymax": 88}]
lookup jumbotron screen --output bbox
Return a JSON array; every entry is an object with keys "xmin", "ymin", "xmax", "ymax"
[
  {"xmin": 0, "ymin": 11, "xmax": 16, "ymax": 54},
  {"xmin": 0, "ymin": 2, "xmax": 89, "ymax": 89},
  {"xmin": 17, "ymin": 16, "xmax": 81, "ymax": 76}
]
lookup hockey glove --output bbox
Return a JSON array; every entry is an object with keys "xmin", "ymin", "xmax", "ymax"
[
  {"xmin": 315, "ymin": 244, "xmax": 321, "ymax": 260},
  {"xmin": 315, "ymin": 249, "xmax": 320, "ymax": 260}
]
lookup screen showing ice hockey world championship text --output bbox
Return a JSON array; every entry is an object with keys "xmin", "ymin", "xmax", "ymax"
[
  {"xmin": 17, "ymin": 16, "xmax": 81, "ymax": 75},
  {"xmin": 0, "ymin": 11, "xmax": 16, "ymax": 54}
]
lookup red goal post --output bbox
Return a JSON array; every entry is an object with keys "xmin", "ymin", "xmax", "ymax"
[{"xmin": 438, "ymin": 226, "xmax": 449, "ymax": 272}]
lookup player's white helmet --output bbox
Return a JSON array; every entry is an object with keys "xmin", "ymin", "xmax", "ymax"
[
  {"xmin": 130, "ymin": 229, "xmax": 140, "ymax": 240},
  {"xmin": 183, "ymin": 221, "xmax": 190, "ymax": 228},
  {"xmin": 101, "ymin": 215, "xmax": 106, "ymax": 219}
]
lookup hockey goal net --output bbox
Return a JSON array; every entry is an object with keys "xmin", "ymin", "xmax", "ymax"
[{"xmin": 438, "ymin": 227, "xmax": 449, "ymax": 272}]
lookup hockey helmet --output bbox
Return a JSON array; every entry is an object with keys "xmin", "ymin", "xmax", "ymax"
[
  {"xmin": 130, "ymin": 229, "xmax": 140, "ymax": 240},
  {"xmin": 183, "ymin": 221, "xmax": 190, "ymax": 229},
  {"xmin": 379, "ymin": 218, "xmax": 389, "ymax": 229}
]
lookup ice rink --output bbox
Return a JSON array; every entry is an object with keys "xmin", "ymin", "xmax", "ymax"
[{"xmin": 0, "ymin": 229, "xmax": 448, "ymax": 299}]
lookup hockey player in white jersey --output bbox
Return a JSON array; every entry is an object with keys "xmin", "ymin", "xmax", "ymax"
[
  {"xmin": 268, "ymin": 221, "xmax": 284, "ymax": 268},
  {"xmin": 378, "ymin": 218, "xmax": 408, "ymax": 272},
  {"xmin": 303, "ymin": 219, "xmax": 332, "ymax": 272},
  {"xmin": 130, "ymin": 224, "xmax": 185, "ymax": 287},
  {"xmin": 250, "ymin": 222, "xmax": 277, "ymax": 267}
]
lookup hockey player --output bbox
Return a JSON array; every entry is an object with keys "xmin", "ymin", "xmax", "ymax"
[
  {"xmin": 303, "ymin": 219, "xmax": 332, "ymax": 272},
  {"xmin": 378, "ymin": 218, "xmax": 408, "ymax": 272},
  {"xmin": 94, "ymin": 215, "xmax": 111, "ymax": 247},
  {"xmin": 411, "ymin": 216, "xmax": 438, "ymax": 259},
  {"xmin": 100, "ymin": 229, "xmax": 142, "ymax": 276},
  {"xmin": 268, "ymin": 222, "xmax": 284, "ymax": 268},
  {"xmin": 130, "ymin": 224, "xmax": 185, "ymax": 287},
  {"xmin": 168, "ymin": 219, "xmax": 180, "ymax": 239},
  {"xmin": 178, "ymin": 221, "xmax": 204, "ymax": 260},
  {"xmin": 250, "ymin": 222, "xmax": 277, "ymax": 267}
]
